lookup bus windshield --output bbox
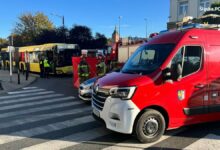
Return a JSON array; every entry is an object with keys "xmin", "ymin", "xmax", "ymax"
[
  {"xmin": 0, "ymin": 52, "xmax": 9, "ymax": 61},
  {"xmin": 56, "ymin": 48, "xmax": 81, "ymax": 67},
  {"xmin": 121, "ymin": 44, "xmax": 175, "ymax": 75}
]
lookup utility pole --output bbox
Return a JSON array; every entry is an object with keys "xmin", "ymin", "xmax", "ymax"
[
  {"xmin": 144, "ymin": 18, "xmax": 148, "ymax": 39},
  {"xmin": 9, "ymin": 35, "xmax": 14, "ymax": 83}
]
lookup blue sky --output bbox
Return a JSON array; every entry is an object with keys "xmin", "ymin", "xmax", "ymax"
[{"xmin": 0, "ymin": 0, "xmax": 169, "ymax": 38}]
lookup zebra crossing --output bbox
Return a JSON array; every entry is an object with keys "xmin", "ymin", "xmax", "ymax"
[
  {"xmin": 0, "ymin": 86, "xmax": 220, "ymax": 150},
  {"xmin": 0, "ymin": 86, "xmax": 130, "ymax": 150}
]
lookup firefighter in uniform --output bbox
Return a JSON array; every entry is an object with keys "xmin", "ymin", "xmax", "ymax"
[
  {"xmin": 96, "ymin": 55, "xmax": 107, "ymax": 77},
  {"xmin": 44, "ymin": 57, "xmax": 50, "ymax": 78},
  {"xmin": 78, "ymin": 55, "xmax": 90, "ymax": 83}
]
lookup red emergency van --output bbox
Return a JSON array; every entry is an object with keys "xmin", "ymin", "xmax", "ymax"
[{"xmin": 92, "ymin": 25, "xmax": 220, "ymax": 143}]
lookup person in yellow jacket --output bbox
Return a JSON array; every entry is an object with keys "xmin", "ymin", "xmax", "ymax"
[
  {"xmin": 78, "ymin": 55, "xmax": 90, "ymax": 83},
  {"xmin": 44, "ymin": 57, "xmax": 50, "ymax": 78},
  {"xmin": 96, "ymin": 55, "xmax": 107, "ymax": 77}
]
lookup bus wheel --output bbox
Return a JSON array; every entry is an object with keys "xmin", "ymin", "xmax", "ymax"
[{"xmin": 135, "ymin": 109, "xmax": 165, "ymax": 143}]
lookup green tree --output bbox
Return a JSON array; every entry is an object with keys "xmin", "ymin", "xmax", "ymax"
[
  {"xmin": 14, "ymin": 12, "xmax": 54, "ymax": 45},
  {"xmin": 69, "ymin": 25, "xmax": 93, "ymax": 49},
  {"xmin": 0, "ymin": 38, "xmax": 8, "ymax": 49},
  {"xmin": 93, "ymin": 33, "xmax": 107, "ymax": 49},
  {"xmin": 202, "ymin": 2, "xmax": 220, "ymax": 24},
  {"xmin": 35, "ymin": 27, "xmax": 69, "ymax": 44}
]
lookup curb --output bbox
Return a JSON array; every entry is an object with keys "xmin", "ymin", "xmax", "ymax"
[{"xmin": 0, "ymin": 76, "xmax": 38, "ymax": 95}]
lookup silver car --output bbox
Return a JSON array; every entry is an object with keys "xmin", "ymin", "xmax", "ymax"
[{"xmin": 78, "ymin": 77, "xmax": 97, "ymax": 101}]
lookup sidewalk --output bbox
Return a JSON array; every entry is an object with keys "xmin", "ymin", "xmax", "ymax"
[{"xmin": 0, "ymin": 70, "xmax": 37, "ymax": 94}]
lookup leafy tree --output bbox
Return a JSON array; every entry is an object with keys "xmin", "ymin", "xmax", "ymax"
[
  {"xmin": 202, "ymin": 2, "xmax": 220, "ymax": 24},
  {"xmin": 0, "ymin": 38, "xmax": 8, "ymax": 49},
  {"xmin": 10, "ymin": 34, "xmax": 24, "ymax": 47},
  {"xmin": 34, "ymin": 29, "xmax": 57, "ymax": 44},
  {"xmin": 14, "ymin": 12, "xmax": 54, "ymax": 45},
  {"xmin": 69, "ymin": 25, "xmax": 93, "ymax": 49},
  {"xmin": 35, "ymin": 27, "xmax": 69, "ymax": 44},
  {"xmin": 93, "ymin": 33, "xmax": 107, "ymax": 49}
]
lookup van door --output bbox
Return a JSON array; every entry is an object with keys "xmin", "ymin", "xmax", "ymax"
[
  {"xmin": 207, "ymin": 45, "xmax": 220, "ymax": 113},
  {"xmin": 169, "ymin": 45, "xmax": 208, "ymax": 116}
]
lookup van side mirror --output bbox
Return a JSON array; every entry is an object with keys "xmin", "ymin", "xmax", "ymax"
[{"xmin": 162, "ymin": 68, "xmax": 172, "ymax": 81}]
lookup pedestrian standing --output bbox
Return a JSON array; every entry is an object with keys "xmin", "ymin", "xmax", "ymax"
[
  {"xmin": 44, "ymin": 57, "xmax": 50, "ymax": 79},
  {"xmin": 78, "ymin": 55, "xmax": 90, "ymax": 83},
  {"xmin": 39, "ymin": 57, "xmax": 44, "ymax": 78},
  {"xmin": 25, "ymin": 62, "xmax": 30, "ymax": 81}
]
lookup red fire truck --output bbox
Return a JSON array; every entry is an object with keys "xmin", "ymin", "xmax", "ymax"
[{"xmin": 92, "ymin": 24, "xmax": 220, "ymax": 143}]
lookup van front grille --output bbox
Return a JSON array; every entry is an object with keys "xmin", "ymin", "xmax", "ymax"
[{"xmin": 92, "ymin": 88, "xmax": 109, "ymax": 111}]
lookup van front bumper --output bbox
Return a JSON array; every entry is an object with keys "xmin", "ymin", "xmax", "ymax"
[{"xmin": 92, "ymin": 97, "xmax": 140, "ymax": 134}]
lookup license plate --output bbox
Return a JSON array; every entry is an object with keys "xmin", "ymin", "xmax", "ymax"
[{"xmin": 93, "ymin": 108, "xmax": 100, "ymax": 117}]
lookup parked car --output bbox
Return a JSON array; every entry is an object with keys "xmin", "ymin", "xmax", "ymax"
[
  {"xmin": 78, "ymin": 77, "xmax": 97, "ymax": 101},
  {"xmin": 92, "ymin": 24, "xmax": 220, "ymax": 143}
]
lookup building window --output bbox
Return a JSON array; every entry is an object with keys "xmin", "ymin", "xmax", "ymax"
[
  {"xmin": 200, "ymin": 0, "xmax": 210, "ymax": 10},
  {"xmin": 179, "ymin": 1, "xmax": 189, "ymax": 16}
]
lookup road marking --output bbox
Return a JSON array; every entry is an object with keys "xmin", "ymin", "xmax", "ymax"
[
  {"xmin": 103, "ymin": 128, "xmax": 188, "ymax": 149},
  {"xmin": 184, "ymin": 134, "xmax": 220, "ymax": 150},
  {"xmin": 0, "ymin": 94, "xmax": 63, "ymax": 106},
  {"xmin": 0, "ymin": 96, "xmax": 78, "ymax": 119},
  {"xmin": 0, "ymin": 95, "xmax": 74, "ymax": 111},
  {"xmin": 0, "ymin": 107, "xmax": 91, "ymax": 129},
  {"xmin": 0, "ymin": 91, "xmax": 55, "ymax": 100},
  {"xmin": 22, "ymin": 87, "xmax": 38, "ymax": 90},
  {"xmin": 0, "ymin": 116, "xmax": 95, "ymax": 145},
  {"xmin": 8, "ymin": 89, "xmax": 46, "ymax": 95},
  {"xmin": 22, "ymin": 127, "xmax": 108, "ymax": 150}
]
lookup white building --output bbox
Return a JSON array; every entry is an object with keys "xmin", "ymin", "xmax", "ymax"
[{"xmin": 168, "ymin": 0, "xmax": 220, "ymax": 29}]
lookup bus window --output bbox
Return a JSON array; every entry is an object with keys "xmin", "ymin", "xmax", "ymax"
[{"xmin": 56, "ymin": 48, "xmax": 80, "ymax": 67}]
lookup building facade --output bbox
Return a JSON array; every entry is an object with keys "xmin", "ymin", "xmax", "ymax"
[{"xmin": 168, "ymin": 0, "xmax": 220, "ymax": 29}]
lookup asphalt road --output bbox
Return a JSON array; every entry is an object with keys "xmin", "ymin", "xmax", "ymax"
[{"xmin": 0, "ymin": 76, "xmax": 220, "ymax": 150}]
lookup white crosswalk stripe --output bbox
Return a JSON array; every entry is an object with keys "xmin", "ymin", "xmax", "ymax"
[
  {"xmin": 8, "ymin": 88, "xmax": 46, "ymax": 95},
  {"xmin": 22, "ymin": 87, "xmax": 38, "ymax": 90},
  {"xmin": 184, "ymin": 134, "xmax": 220, "ymax": 150},
  {"xmin": 0, "ymin": 94, "xmax": 63, "ymax": 106},
  {"xmin": 0, "ymin": 116, "xmax": 94, "ymax": 144},
  {"xmin": 0, "ymin": 91, "xmax": 55, "ymax": 100},
  {"xmin": 22, "ymin": 127, "xmax": 109, "ymax": 150}
]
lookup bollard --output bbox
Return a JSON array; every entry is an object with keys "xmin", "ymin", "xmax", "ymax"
[{"xmin": 0, "ymin": 81, "xmax": 3, "ymax": 90}]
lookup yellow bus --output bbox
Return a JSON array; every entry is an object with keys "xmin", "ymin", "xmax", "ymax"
[{"xmin": 19, "ymin": 43, "xmax": 80, "ymax": 75}]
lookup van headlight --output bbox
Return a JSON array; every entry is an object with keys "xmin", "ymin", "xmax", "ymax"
[{"xmin": 109, "ymin": 87, "xmax": 136, "ymax": 100}]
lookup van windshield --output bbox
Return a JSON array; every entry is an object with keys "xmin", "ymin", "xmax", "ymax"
[{"xmin": 121, "ymin": 44, "xmax": 175, "ymax": 75}]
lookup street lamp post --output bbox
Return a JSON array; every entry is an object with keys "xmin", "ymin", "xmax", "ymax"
[
  {"xmin": 144, "ymin": 18, "xmax": 148, "ymax": 39},
  {"xmin": 118, "ymin": 16, "xmax": 122, "ymax": 39},
  {"xmin": 51, "ymin": 13, "xmax": 65, "ymax": 42}
]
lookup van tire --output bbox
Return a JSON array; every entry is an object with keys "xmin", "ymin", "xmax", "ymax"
[{"xmin": 135, "ymin": 109, "xmax": 165, "ymax": 143}]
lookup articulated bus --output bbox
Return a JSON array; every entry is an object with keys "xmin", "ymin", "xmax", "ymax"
[{"xmin": 1, "ymin": 43, "xmax": 81, "ymax": 74}]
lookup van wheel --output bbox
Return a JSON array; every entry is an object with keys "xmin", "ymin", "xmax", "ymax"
[{"xmin": 135, "ymin": 109, "xmax": 165, "ymax": 143}]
